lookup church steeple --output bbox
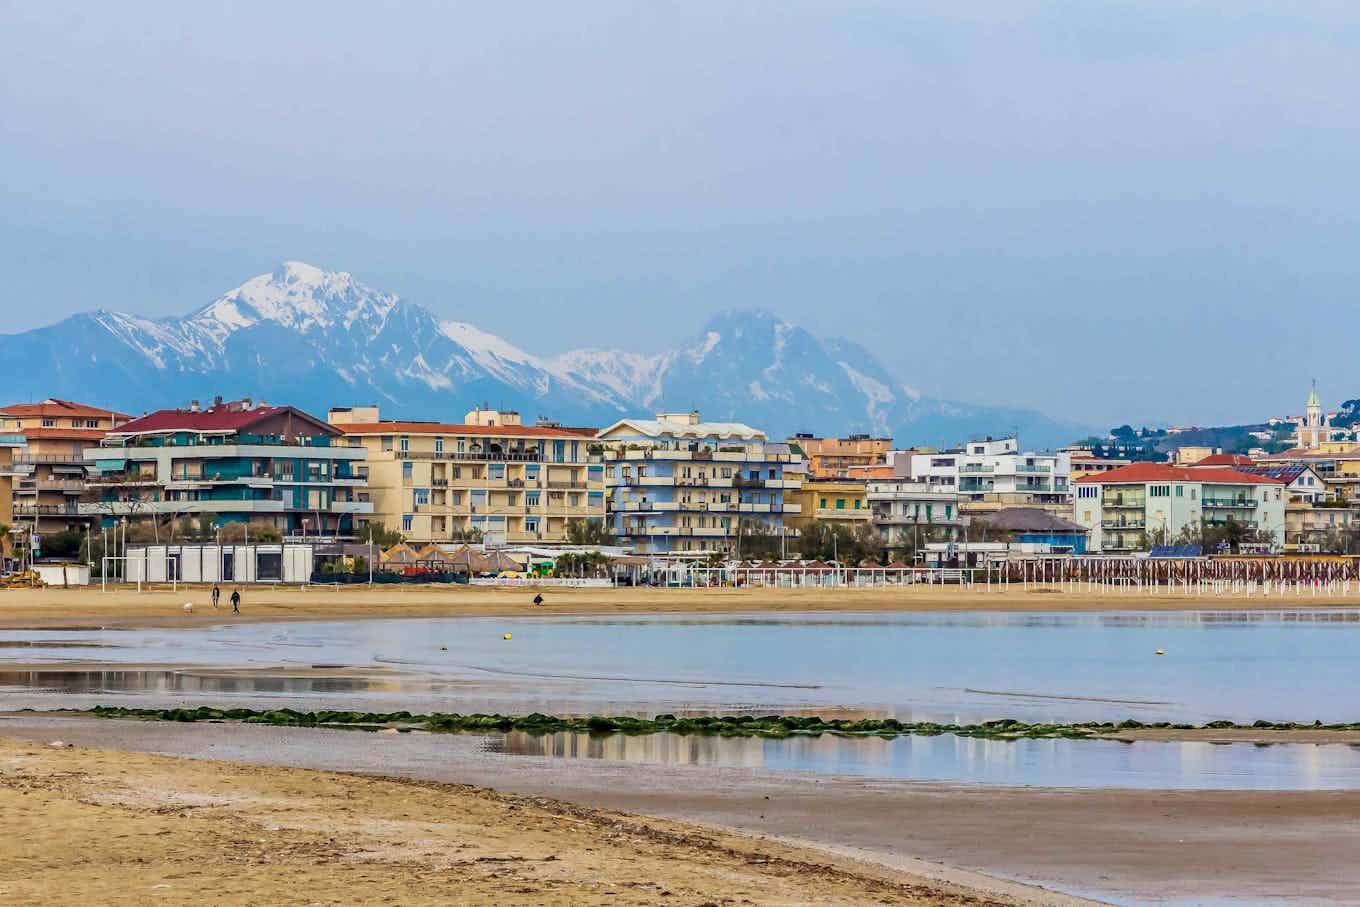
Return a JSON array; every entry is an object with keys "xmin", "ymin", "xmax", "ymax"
[{"xmin": 1303, "ymin": 380, "xmax": 1325, "ymax": 449}]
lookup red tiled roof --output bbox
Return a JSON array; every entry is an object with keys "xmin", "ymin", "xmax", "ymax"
[
  {"xmin": 1075, "ymin": 463, "xmax": 1285, "ymax": 485},
  {"xmin": 339, "ymin": 421, "xmax": 595, "ymax": 439},
  {"xmin": 113, "ymin": 402, "xmax": 336, "ymax": 437},
  {"xmin": 0, "ymin": 398, "xmax": 130, "ymax": 421},
  {"xmin": 1191, "ymin": 453, "xmax": 1255, "ymax": 467}
]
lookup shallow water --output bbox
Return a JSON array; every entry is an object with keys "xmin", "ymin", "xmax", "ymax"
[
  {"xmin": 1, "ymin": 609, "xmax": 1357, "ymax": 724},
  {"xmin": 485, "ymin": 729, "xmax": 1360, "ymax": 791}
]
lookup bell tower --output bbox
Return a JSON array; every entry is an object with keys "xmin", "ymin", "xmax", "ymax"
[{"xmin": 1303, "ymin": 381, "xmax": 1325, "ymax": 449}]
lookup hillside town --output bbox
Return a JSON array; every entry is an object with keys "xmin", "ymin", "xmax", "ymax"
[{"xmin": 2, "ymin": 385, "xmax": 1358, "ymax": 581}]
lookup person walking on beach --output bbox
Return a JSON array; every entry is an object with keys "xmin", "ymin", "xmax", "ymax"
[
  {"xmin": 532, "ymin": 593, "xmax": 544, "ymax": 607},
  {"xmin": 230, "ymin": 588, "xmax": 241, "ymax": 614},
  {"xmin": 210, "ymin": 584, "xmax": 221, "ymax": 610}
]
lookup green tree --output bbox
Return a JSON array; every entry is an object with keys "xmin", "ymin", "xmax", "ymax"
[
  {"xmin": 565, "ymin": 518, "xmax": 616, "ymax": 546},
  {"xmin": 358, "ymin": 522, "xmax": 405, "ymax": 548}
]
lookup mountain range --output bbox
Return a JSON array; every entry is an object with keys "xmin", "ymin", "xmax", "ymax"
[{"xmin": 0, "ymin": 261, "xmax": 1091, "ymax": 448}]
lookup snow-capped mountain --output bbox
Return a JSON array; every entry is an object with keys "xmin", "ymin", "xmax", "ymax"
[{"xmin": 0, "ymin": 262, "xmax": 1090, "ymax": 447}]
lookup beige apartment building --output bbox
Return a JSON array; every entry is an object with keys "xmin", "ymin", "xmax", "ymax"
[
  {"xmin": 330, "ymin": 407, "xmax": 606, "ymax": 545},
  {"xmin": 0, "ymin": 435, "xmax": 21, "ymax": 547},
  {"xmin": 0, "ymin": 399, "xmax": 130, "ymax": 535},
  {"xmin": 789, "ymin": 433, "xmax": 891, "ymax": 479}
]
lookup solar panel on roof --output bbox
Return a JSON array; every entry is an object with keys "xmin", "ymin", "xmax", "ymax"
[{"xmin": 1148, "ymin": 545, "xmax": 1202, "ymax": 558}]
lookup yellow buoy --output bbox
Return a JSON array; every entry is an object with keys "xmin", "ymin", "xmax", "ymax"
[
  {"xmin": 1155, "ymin": 649, "xmax": 1165, "ymax": 655},
  {"xmin": 503, "ymin": 633, "xmax": 512, "ymax": 640}
]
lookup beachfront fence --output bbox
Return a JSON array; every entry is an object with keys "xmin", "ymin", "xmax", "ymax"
[
  {"xmin": 647, "ymin": 557, "xmax": 1360, "ymax": 597},
  {"xmin": 1002, "ymin": 556, "xmax": 1360, "ymax": 598}
]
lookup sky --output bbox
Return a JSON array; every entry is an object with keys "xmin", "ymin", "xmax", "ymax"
[{"xmin": 2, "ymin": 1, "xmax": 1358, "ymax": 429}]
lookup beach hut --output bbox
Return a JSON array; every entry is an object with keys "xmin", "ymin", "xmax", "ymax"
[
  {"xmin": 411, "ymin": 543, "xmax": 451, "ymax": 570},
  {"xmin": 442, "ymin": 545, "xmax": 496, "ymax": 574},
  {"xmin": 483, "ymin": 550, "xmax": 523, "ymax": 573},
  {"xmin": 380, "ymin": 543, "xmax": 421, "ymax": 569}
]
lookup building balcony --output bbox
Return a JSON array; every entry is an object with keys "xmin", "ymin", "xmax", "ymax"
[
  {"xmin": 1014, "ymin": 464, "xmax": 1053, "ymax": 474},
  {"xmin": 1101, "ymin": 519, "xmax": 1146, "ymax": 530},
  {"xmin": 330, "ymin": 501, "xmax": 374, "ymax": 514},
  {"xmin": 14, "ymin": 503, "xmax": 82, "ymax": 517},
  {"xmin": 870, "ymin": 512, "xmax": 962, "ymax": 526},
  {"xmin": 77, "ymin": 499, "xmax": 286, "ymax": 516},
  {"xmin": 16, "ymin": 479, "xmax": 87, "ymax": 494},
  {"xmin": 15, "ymin": 455, "xmax": 89, "ymax": 466},
  {"xmin": 1102, "ymin": 496, "xmax": 1146, "ymax": 508},
  {"xmin": 1202, "ymin": 498, "xmax": 1255, "ymax": 509},
  {"xmin": 811, "ymin": 507, "xmax": 871, "ymax": 521}
]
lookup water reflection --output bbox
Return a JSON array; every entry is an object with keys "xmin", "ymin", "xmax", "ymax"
[
  {"xmin": 0, "ymin": 669, "xmax": 409, "ymax": 696},
  {"xmin": 2, "ymin": 608, "xmax": 1360, "ymax": 724},
  {"xmin": 487, "ymin": 729, "xmax": 1360, "ymax": 790}
]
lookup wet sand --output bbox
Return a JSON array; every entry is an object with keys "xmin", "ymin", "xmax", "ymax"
[
  {"xmin": 3, "ymin": 582, "xmax": 1359, "ymax": 630},
  {"xmin": 4, "ymin": 714, "xmax": 1357, "ymax": 905},
  {"xmin": 0, "ymin": 729, "xmax": 1053, "ymax": 907}
]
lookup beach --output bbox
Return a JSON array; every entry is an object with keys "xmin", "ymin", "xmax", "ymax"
[
  {"xmin": 4, "ymin": 585, "xmax": 1360, "ymax": 904},
  {"xmin": 3, "ymin": 581, "xmax": 1358, "ymax": 630},
  {"xmin": 4, "ymin": 714, "xmax": 1358, "ymax": 905},
  {"xmin": 0, "ymin": 731, "xmax": 1042, "ymax": 907}
]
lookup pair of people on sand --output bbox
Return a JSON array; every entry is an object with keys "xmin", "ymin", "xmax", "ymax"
[{"xmin": 210, "ymin": 584, "xmax": 242, "ymax": 613}]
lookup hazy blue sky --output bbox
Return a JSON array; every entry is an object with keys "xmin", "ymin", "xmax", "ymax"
[{"xmin": 3, "ymin": 2, "xmax": 1358, "ymax": 427}]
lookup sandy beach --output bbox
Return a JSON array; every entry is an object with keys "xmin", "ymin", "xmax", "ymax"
[
  {"xmin": 4, "ymin": 585, "xmax": 1359, "ymax": 903},
  {"xmin": 5, "ymin": 715, "xmax": 1358, "ymax": 905},
  {"xmin": 3, "ymin": 582, "xmax": 1358, "ymax": 630},
  {"xmin": 0, "ymin": 732, "xmax": 1043, "ymax": 907}
]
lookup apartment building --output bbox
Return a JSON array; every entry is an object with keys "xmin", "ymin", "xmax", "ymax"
[
  {"xmin": 81, "ymin": 398, "xmax": 370, "ymax": 535},
  {"xmin": 1257, "ymin": 446, "xmax": 1360, "ymax": 502},
  {"xmin": 1227, "ymin": 463, "xmax": 1345, "ymax": 551},
  {"xmin": 1072, "ymin": 463, "xmax": 1286, "ymax": 553},
  {"xmin": 863, "ymin": 466, "xmax": 962, "ymax": 550},
  {"xmin": 598, "ymin": 412, "xmax": 801, "ymax": 555},
  {"xmin": 330, "ymin": 407, "xmax": 605, "ymax": 545},
  {"xmin": 0, "ymin": 434, "xmax": 22, "ymax": 552},
  {"xmin": 0, "ymin": 399, "xmax": 129, "ymax": 534},
  {"xmin": 905, "ymin": 436, "xmax": 1071, "ymax": 515},
  {"xmin": 786, "ymin": 478, "xmax": 871, "ymax": 531},
  {"xmin": 1065, "ymin": 450, "xmax": 1132, "ymax": 481},
  {"xmin": 789, "ymin": 433, "xmax": 890, "ymax": 479}
]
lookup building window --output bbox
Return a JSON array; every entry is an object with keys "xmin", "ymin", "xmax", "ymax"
[
  {"xmin": 399, "ymin": 436, "xmax": 409, "ymax": 453},
  {"xmin": 402, "ymin": 514, "xmax": 413, "ymax": 532},
  {"xmin": 402, "ymin": 461, "xmax": 413, "ymax": 481},
  {"xmin": 435, "ymin": 437, "xmax": 444, "ymax": 454},
  {"xmin": 42, "ymin": 419, "xmax": 55, "ymax": 427},
  {"xmin": 527, "ymin": 492, "xmax": 541, "ymax": 507},
  {"xmin": 413, "ymin": 488, "xmax": 429, "ymax": 506},
  {"xmin": 524, "ymin": 517, "xmax": 540, "ymax": 534}
]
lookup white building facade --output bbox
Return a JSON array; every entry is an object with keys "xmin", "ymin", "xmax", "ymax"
[
  {"xmin": 1073, "ymin": 464, "xmax": 1286, "ymax": 553},
  {"xmin": 900, "ymin": 437, "xmax": 1071, "ymax": 514}
]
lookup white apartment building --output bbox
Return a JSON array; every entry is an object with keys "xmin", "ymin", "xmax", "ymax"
[
  {"xmin": 900, "ymin": 437, "xmax": 1071, "ymax": 515},
  {"xmin": 1073, "ymin": 463, "xmax": 1286, "ymax": 553},
  {"xmin": 864, "ymin": 468, "xmax": 962, "ymax": 550},
  {"xmin": 598, "ymin": 411, "xmax": 802, "ymax": 555}
]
